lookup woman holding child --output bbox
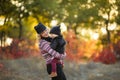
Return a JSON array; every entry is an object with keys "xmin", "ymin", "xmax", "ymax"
[{"xmin": 34, "ymin": 23, "xmax": 67, "ymax": 80}]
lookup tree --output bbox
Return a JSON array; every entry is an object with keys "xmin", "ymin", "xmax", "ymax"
[
  {"xmin": 0, "ymin": 0, "xmax": 119, "ymax": 46},
  {"xmin": 0, "ymin": 0, "xmax": 16, "ymax": 46},
  {"xmin": 92, "ymin": 0, "xmax": 119, "ymax": 44},
  {"xmin": 0, "ymin": 0, "xmax": 61, "ymax": 41},
  {"xmin": 58, "ymin": 0, "xmax": 119, "ymax": 44}
]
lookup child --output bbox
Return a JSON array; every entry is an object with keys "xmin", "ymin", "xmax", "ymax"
[{"xmin": 49, "ymin": 25, "xmax": 66, "ymax": 77}]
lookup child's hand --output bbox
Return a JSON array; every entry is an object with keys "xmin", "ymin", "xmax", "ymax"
[{"xmin": 48, "ymin": 34, "xmax": 52, "ymax": 38}]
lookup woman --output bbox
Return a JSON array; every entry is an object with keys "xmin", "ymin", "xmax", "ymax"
[{"xmin": 34, "ymin": 23, "xmax": 67, "ymax": 80}]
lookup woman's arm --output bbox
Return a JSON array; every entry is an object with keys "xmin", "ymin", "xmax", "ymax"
[{"xmin": 40, "ymin": 40, "xmax": 66, "ymax": 59}]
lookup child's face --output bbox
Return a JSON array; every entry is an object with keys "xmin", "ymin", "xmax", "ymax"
[{"xmin": 50, "ymin": 34, "xmax": 58, "ymax": 38}]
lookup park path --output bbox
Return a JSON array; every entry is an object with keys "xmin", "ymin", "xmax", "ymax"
[{"xmin": 0, "ymin": 56, "xmax": 120, "ymax": 80}]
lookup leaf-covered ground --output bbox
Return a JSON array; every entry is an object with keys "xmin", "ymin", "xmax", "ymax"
[{"xmin": 0, "ymin": 56, "xmax": 120, "ymax": 80}]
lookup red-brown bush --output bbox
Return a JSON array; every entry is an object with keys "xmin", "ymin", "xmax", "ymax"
[
  {"xmin": 92, "ymin": 44, "xmax": 117, "ymax": 64},
  {"xmin": 0, "ymin": 39, "xmax": 39, "ymax": 59}
]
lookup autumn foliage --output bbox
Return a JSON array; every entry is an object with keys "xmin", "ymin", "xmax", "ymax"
[
  {"xmin": 0, "ymin": 39, "xmax": 39, "ymax": 59},
  {"xmin": 113, "ymin": 40, "xmax": 120, "ymax": 59},
  {"xmin": 65, "ymin": 29, "xmax": 119, "ymax": 64},
  {"xmin": 0, "ymin": 29, "xmax": 119, "ymax": 65},
  {"xmin": 65, "ymin": 29, "xmax": 99, "ymax": 63},
  {"xmin": 92, "ymin": 40, "xmax": 120, "ymax": 64},
  {"xmin": 92, "ymin": 44, "xmax": 117, "ymax": 64}
]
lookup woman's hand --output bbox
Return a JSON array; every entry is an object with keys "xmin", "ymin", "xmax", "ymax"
[{"xmin": 61, "ymin": 52, "xmax": 67, "ymax": 59}]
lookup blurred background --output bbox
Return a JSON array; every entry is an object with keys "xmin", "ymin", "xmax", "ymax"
[{"xmin": 0, "ymin": 0, "xmax": 120, "ymax": 80}]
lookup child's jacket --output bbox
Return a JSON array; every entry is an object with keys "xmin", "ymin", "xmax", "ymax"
[{"xmin": 50, "ymin": 36, "xmax": 66, "ymax": 54}]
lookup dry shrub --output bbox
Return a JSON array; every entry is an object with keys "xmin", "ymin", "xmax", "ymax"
[
  {"xmin": 0, "ymin": 39, "xmax": 39, "ymax": 59},
  {"xmin": 92, "ymin": 44, "xmax": 117, "ymax": 64}
]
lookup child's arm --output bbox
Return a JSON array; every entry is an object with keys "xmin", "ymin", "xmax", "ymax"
[
  {"xmin": 40, "ymin": 40, "xmax": 65, "ymax": 59},
  {"xmin": 50, "ymin": 39, "xmax": 58, "ymax": 50}
]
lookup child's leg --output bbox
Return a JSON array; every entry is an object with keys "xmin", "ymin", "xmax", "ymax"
[
  {"xmin": 50, "ymin": 59, "xmax": 57, "ymax": 77},
  {"xmin": 51, "ymin": 61, "xmax": 57, "ymax": 73}
]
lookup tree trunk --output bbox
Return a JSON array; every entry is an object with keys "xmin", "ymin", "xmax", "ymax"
[
  {"xmin": 0, "ymin": 31, "xmax": 5, "ymax": 47},
  {"xmin": 17, "ymin": 6, "xmax": 23, "ymax": 40},
  {"xmin": 18, "ymin": 20, "xmax": 23, "ymax": 40},
  {"xmin": 105, "ymin": 11, "xmax": 111, "ymax": 44},
  {"xmin": 106, "ymin": 22, "xmax": 111, "ymax": 44},
  {"xmin": 0, "ymin": 32, "xmax": 3, "ymax": 47},
  {"xmin": 74, "ymin": 24, "xmax": 79, "ymax": 35}
]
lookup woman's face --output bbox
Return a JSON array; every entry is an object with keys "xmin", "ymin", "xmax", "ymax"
[{"xmin": 40, "ymin": 29, "xmax": 49, "ymax": 37}]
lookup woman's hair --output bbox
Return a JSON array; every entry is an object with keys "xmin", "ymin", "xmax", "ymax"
[{"xmin": 37, "ymin": 34, "xmax": 42, "ymax": 41}]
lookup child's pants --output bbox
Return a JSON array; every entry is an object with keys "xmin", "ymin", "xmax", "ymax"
[
  {"xmin": 51, "ymin": 58, "xmax": 58, "ymax": 73},
  {"xmin": 47, "ymin": 63, "xmax": 66, "ymax": 80}
]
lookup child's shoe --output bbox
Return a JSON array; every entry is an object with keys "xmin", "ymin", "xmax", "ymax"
[{"xmin": 50, "ymin": 72, "xmax": 57, "ymax": 77}]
